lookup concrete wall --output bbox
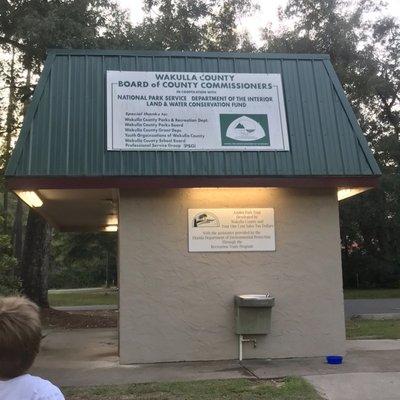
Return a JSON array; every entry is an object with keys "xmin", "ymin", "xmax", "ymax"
[{"xmin": 118, "ymin": 188, "xmax": 346, "ymax": 364}]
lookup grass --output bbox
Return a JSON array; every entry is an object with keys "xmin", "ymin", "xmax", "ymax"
[
  {"xmin": 49, "ymin": 287, "xmax": 400, "ymax": 306},
  {"xmin": 344, "ymin": 288, "xmax": 400, "ymax": 299},
  {"xmin": 63, "ymin": 378, "xmax": 323, "ymax": 400},
  {"xmin": 346, "ymin": 318, "xmax": 400, "ymax": 339},
  {"xmin": 48, "ymin": 289, "xmax": 118, "ymax": 307}
]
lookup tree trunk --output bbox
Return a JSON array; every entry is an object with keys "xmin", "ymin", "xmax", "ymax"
[
  {"xmin": 12, "ymin": 69, "xmax": 31, "ymax": 266},
  {"xmin": 20, "ymin": 209, "xmax": 52, "ymax": 307},
  {"xmin": 12, "ymin": 198, "xmax": 23, "ymax": 262},
  {"xmin": 3, "ymin": 46, "xmax": 17, "ymax": 229}
]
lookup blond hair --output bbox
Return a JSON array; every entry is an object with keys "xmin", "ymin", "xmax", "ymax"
[{"xmin": 0, "ymin": 296, "xmax": 42, "ymax": 379}]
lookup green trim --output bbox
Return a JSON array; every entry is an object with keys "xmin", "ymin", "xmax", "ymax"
[
  {"xmin": 322, "ymin": 60, "xmax": 381, "ymax": 175},
  {"xmin": 46, "ymin": 48, "xmax": 330, "ymax": 60},
  {"xmin": 6, "ymin": 53, "xmax": 56, "ymax": 175}
]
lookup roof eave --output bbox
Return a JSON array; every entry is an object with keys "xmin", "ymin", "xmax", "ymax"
[{"xmin": 6, "ymin": 175, "xmax": 380, "ymax": 191}]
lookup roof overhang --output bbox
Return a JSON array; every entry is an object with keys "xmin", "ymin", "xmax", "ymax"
[
  {"xmin": 6, "ymin": 175, "xmax": 380, "ymax": 190},
  {"xmin": 7, "ymin": 175, "xmax": 379, "ymax": 232},
  {"xmin": 5, "ymin": 49, "xmax": 382, "ymax": 232},
  {"xmin": 11, "ymin": 187, "xmax": 119, "ymax": 232}
]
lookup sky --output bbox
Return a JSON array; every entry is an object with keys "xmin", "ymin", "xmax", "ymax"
[{"xmin": 117, "ymin": 0, "xmax": 400, "ymax": 46}]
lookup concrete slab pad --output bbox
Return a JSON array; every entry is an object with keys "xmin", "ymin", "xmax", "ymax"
[
  {"xmin": 33, "ymin": 360, "xmax": 252, "ymax": 388},
  {"xmin": 244, "ymin": 349, "xmax": 400, "ymax": 379},
  {"xmin": 31, "ymin": 328, "xmax": 400, "ymax": 388},
  {"xmin": 306, "ymin": 372, "xmax": 400, "ymax": 400},
  {"xmin": 33, "ymin": 328, "xmax": 251, "ymax": 387}
]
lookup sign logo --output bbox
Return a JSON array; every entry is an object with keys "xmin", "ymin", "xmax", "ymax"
[
  {"xmin": 220, "ymin": 114, "xmax": 270, "ymax": 146},
  {"xmin": 193, "ymin": 212, "xmax": 220, "ymax": 228}
]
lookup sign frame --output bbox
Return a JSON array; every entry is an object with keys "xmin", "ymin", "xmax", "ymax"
[
  {"xmin": 188, "ymin": 208, "xmax": 276, "ymax": 253},
  {"xmin": 106, "ymin": 70, "xmax": 290, "ymax": 152}
]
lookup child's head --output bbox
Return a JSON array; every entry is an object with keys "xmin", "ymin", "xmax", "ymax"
[{"xmin": 0, "ymin": 296, "xmax": 41, "ymax": 379}]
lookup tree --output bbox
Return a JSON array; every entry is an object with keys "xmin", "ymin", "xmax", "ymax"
[
  {"xmin": 205, "ymin": 0, "xmax": 256, "ymax": 51},
  {"xmin": 0, "ymin": 0, "xmax": 133, "ymax": 69},
  {"xmin": 0, "ymin": 0, "xmax": 261, "ymax": 303},
  {"xmin": 1, "ymin": 46, "xmax": 18, "ymax": 170},
  {"xmin": 50, "ymin": 232, "xmax": 117, "ymax": 289},
  {"xmin": 20, "ymin": 209, "xmax": 51, "ymax": 306},
  {"xmin": 131, "ymin": 0, "xmax": 256, "ymax": 51},
  {"xmin": 1, "ymin": 46, "xmax": 25, "ymax": 239},
  {"xmin": 263, "ymin": 0, "xmax": 400, "ymax": 288},
  {"xmin": 0, "ymin": 213, "xmax": 19, "ymax": 295},
  {"xmin": 0, "ymin": 0, "xmax": 134, "ymax": 305},
  {"xmin": 11, "ymin": 68, "xmax": 31, "ymax": 262}
]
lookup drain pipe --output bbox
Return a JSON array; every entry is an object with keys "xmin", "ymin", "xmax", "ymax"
[{"xmin": 238, "ymin": 335, "xmax": 257, "ymax": 361}]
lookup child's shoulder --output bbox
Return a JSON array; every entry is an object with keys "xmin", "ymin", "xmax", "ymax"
[{"xmin": 9, "ymin": 374, "xmax": 64, "ymax": 399}]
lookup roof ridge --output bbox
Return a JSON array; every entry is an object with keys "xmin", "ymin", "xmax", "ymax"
[{"xmin": 46, "ymin": 48, "xmax": 331, "ymax": 60}]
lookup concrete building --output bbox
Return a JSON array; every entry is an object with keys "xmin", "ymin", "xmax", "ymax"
[{"xmin": 6, "ymin": 50, "xmax": 381, "ymax": 363}]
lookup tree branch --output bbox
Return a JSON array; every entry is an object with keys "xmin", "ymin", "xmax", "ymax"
[{"xmin": 0, "ymin": 36, "xmax": 30, "ymax": 52}]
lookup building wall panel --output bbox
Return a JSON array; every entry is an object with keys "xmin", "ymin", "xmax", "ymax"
[{"xmin": 119, "ymin": 188, "xmax": 346, "ymax": 363}]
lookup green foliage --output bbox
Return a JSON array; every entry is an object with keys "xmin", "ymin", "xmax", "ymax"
[
  {"xmin": 264, "ymin": 0, "xmax": 400, "ymax": 289},
  {"xmin": 0, "ymin": 46, "xmax": 24, "ymax": 174},
  {"xmin": 0, "ymin": 1, "xmax": 131, "ymax": 294},
  {"xmin": 205, "ymin": 0, "xmax": 257, "ymax": 51},
  {"xmin": 341, "ymin": 175, "xmax": 400, "ymax": 288},
  {"xmin": 1, "ymin": 0, "xmax": 398, "ymax": 292},
  {"xmin": 0, "ymin": 215, "xmax": 20, "ymax": 295},
  {"xmin": 0, "ymin": 0, "xmax": 133, "ymax": 69},
  {"xmin": 1, "ymin": 0, "xmax": 257, "ymax": 61},
  {"xmin": 1, "ymin": 1, "xmax": 259, "ymax": 292},
  {"xmin": 131, "ymin": 0, "xmax": 256, "ymax": 51},
  {"xmin": 49, "ymin": 232, "xmax": 117, "ymax": 289},
  {"xmin": 140, "ymin": 0, "xmax": 211, "ymax": 50}
]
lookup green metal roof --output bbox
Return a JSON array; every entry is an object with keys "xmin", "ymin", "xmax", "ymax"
[{"xmin": 6, "ymin": 49, "xmax": 381, "ymax": 180}]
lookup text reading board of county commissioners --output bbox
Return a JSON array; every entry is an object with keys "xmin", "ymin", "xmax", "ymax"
[
  {"xmin": 188, "ymin": 208, "xmax": 275, "ymax": 252},
  {"xmin": 106, "ymin": 71, "xmax": 289, "ymax": 151}
]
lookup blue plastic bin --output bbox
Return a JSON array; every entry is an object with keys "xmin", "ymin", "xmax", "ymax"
[{"xmin": 326, "ymin": 355, "xmax": 343, "ymax": 364}]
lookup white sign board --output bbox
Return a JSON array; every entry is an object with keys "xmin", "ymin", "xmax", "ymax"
[
  {"xmin": 188, "ymin": 208, "xmax": 275, "ymax": 252},
  {"xmin": 106, "ymin": 71, "xmax": 289, "ymax": 151}
]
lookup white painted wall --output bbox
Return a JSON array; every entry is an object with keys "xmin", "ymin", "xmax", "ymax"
[{"xmin": 118, "ymin": 188, "xmax": 346, "ymax": 364}]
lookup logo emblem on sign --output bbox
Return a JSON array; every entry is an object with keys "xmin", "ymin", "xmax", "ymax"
[
  {"xmin": 219, "ymin": 114, "xmax": 270, "ymax": 146},
  {"xmin": 226, "ymin": 116, "xmax": 266, "ymax": 141},
  {"xmin": 193, "ymin": 212, "xmax": 220, "ymax": 228}
]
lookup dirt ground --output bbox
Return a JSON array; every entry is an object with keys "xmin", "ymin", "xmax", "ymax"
[{"xmin": 41, "ymin": 308, "xmax": 118, "ymax": 329}]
